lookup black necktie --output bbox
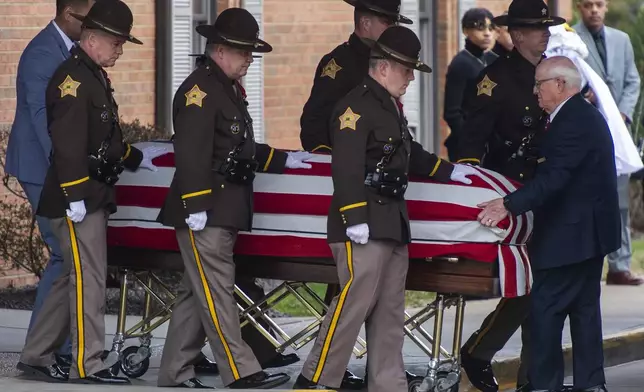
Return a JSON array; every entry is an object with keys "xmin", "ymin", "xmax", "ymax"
[{"xmin": 592, "ymin": 31, "xmax": 607, "ymax": 71}]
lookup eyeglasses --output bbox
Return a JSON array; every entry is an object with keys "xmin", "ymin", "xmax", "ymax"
[{"xmin": 534, "ymin": 77, "xmax": 558, "ymax": 90}]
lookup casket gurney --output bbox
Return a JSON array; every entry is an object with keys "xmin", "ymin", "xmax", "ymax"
[{"xmin": 105, "ymin": 141, "xmax": 533, "ymax": 391}]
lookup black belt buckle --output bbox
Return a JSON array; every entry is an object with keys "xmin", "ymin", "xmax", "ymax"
[{"xmin": 219, "ymin": 157, "xmax": 259, "ymax": 185}]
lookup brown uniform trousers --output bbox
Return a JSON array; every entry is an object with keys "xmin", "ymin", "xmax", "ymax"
[
  {"xmin": 20, "ymin": 211, "xmax": 109, "ymax": 379},
  {"xmin": 302, "ymin": 240, "xmax": 409, "ymax": 392},
  {"xmin": 158, "ymin": 227, "xmax": 263, "ymax": 386},
  {"xmin": 156, "ymin": 57, "xmax": 288, "ymax": 387}
]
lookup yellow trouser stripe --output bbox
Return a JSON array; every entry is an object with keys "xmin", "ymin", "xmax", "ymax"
[
  {"xmin": 66, "ymin": 218, "xmax": 85, "ymax": 378},
  {"xmin": 468, "ymin": 298, "xmax": 507, "ymax": 354},
  {"xmin": 312, "ymin": 241, "xmax": 355, "ymax": 382},
  {"xmin": 263, "ymin": 148, "xmax": 275, "ymax": 172},
  {"xmin": 189, "ymin": 230, "xmax": 239, "ymax": 380}
]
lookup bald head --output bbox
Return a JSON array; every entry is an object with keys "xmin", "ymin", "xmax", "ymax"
[{"xmin": 534, "ymin": 56, "xmax": 582, "ymax": 113}]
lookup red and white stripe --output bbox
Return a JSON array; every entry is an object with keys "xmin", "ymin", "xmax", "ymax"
[{"xmin": 107, "ymin": 142, "xmax": 533, "ymax": 297}]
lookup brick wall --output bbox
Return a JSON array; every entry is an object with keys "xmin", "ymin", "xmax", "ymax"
[
  {"xmin": 0, "ymin": 0, "xmax": 155, "ymax": 289},
  {"xmin": 261, "ymin": 0, "xmax": 354, "ymax": 149},
  {"xmin": 0, "ymin": 0, "xmax": 156, "ymax": 129}
]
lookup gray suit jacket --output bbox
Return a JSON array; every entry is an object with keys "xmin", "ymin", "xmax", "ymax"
[{"xmin": 573, "ymin": 22, "xmax": 641, "ymax": 122}]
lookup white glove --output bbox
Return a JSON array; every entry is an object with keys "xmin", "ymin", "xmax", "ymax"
[
  {"xmin": 66, "ymin": 200, "xmax": 86, "ymax": 223},
  {"xmin": 450, "ymin": 163, "xmax": 479, "ymax": 185},
  {"xmin": 286, "ymin": 151, "xmax": 314, "ymax": 169},
  {"xmin": 138, "ymin": 146, "xmax": 167, "ymax": 172},
  {"xmin": 346, "ymin": 223, "xmax": 369, "ymax": 244},
  {"xmin": 185, "ymin": 211, "xmax": 207, "ymax": 231}
]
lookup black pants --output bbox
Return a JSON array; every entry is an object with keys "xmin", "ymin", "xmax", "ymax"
[{"xmin": 529, "ymin": 257, "xmax": 605, "ymax": 390}]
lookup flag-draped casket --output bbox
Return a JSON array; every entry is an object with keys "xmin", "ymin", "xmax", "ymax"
[{"xmin": 107, "ymin": 142, "xmax": 534, "ymax": 298}]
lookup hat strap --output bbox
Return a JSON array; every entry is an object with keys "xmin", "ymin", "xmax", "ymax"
[
  {"xmin": 85, "ymin": 19, "xmax": 129, "ymax": 39},
  {"xmin": 377, "ymin": 43, "xmax": 422, "ymax": 67},
  {"xmin": 218, "ymin": 33, "xmax": 264, "ymax": 49}
]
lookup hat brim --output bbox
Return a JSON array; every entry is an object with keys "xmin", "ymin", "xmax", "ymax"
[
  {"xmin": 373, "ymin": 43, "xmax": 432, "ymax": 73},
  {"xmin": 492, "ymin": 14, "xmax": 566, "ymax": 27},
  {"xmin": 71, "ymin": 13, "xmax": 143, "ymax": 45},
  {"xmin": 343, "ymin": 0, "xmax": 413, "ymax": 24},
  {"xmin": 196, "ymin": 25, "xmax": 272, "ymax": 53}
]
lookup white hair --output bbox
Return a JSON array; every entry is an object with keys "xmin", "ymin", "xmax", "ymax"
[{"xmin": 541, "ymin": 56, "xmax": 583, "ymax": 92}]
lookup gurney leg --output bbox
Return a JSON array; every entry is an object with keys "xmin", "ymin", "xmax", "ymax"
[
  {"xmin": 418, "ymin": 294, "xmax": 461, "ymax": 392},
  {"xmin": 106, "ymin": 269, "xmax": 129, "ymax": 368}
]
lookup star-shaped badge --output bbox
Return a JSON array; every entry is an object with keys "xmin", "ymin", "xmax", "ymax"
[
  {"xmin": 58, "ymin": 75, "xmax": 81, "ymax": 98},
  {"xmin": 542, "ymin": 8, "xmax": 547, "ymax": 15},
  {"xmin": 339, "ymin": 107, "xmax": 361, "ymax": 131},
  {"xmin": 476, "ymin": 75, "xmax": 497, "ymax": 97},
  {"xmin": 321, "ymin": 58, "xmax": 342, "ymax": 79},
  {"xmin": 185, "ymin": 84, "xmax": 207, "ymax": 107}
]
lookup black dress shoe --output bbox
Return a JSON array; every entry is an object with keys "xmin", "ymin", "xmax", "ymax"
[
  {"xmin": 460, "ymin": 349, "xmax": 498, "ymax": 392},
  {"xmin": 227, "ymin": 370, "xmax": 290, "ymax": 389},
  {"xmin": 261, "ymin": 353, "xmax": 300, "ymax": 369},
  {"xmin": 173, "ymin": 377, "xmax": 214, "ymax": 388},
  {"xmin": 16, "ymin": 362, "xmax": 68, "ymax": 383},
  {"xmin": 291, "ymin": 374, "xmax": 334, "ymax": 390},
  {"xmin": 340, "ymin": 369, "xmax": 365, "ymax": 390},
  {"xmin": 193, "ymin": 355, "xmax": 219, "ymax": 375},
  {"xmin": 69, "ymin": 369, "xmax": 131, "ymax": 384}
]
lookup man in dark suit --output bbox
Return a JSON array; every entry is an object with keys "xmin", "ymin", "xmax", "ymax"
[
  {"xmin": 478, "ymin": 56, "xmax": 619, "ymax": 392},
  {"xmin": 5, "ymin": 0, "xmax": 94, "ymax": 369}
]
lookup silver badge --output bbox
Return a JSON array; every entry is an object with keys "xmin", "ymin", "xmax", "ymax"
[
  {"xmin": 522, "ymin": 116, "xmax": 533, "ymax": 127},
  {"xmin": 101, "ymin": 111, "xmax": 109, "ymax": 122},
  {"xmin": 383, "ymin": 143, "xmax": 394, "ymax": 154},
  {"xmin": 230, "ymin": 122, "xmax": 240, "ymax": 134}
]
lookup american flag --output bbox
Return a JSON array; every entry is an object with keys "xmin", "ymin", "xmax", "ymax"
[{"xmin": 107, "ymin": 142, "xmax": 533, "ymax": 298}]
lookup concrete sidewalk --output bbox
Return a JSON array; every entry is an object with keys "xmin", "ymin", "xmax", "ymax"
[{"xmin": 0, "ymin": 284, "xmax": 640, "ymax": 390}]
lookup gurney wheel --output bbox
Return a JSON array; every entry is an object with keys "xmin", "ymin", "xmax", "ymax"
[
  {"xmin": 411, "ymin": 372, "xmax": 460, "ymax": 392},
  {"xmin": 119, "ymin": 346, "xmax": 150, "ymax": 378},
  {"xmin": 408, "ymin": 377, "xmax": 424, "ymax": 392}
]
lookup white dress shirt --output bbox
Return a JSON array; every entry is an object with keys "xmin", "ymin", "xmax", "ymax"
[
  {"xmin": 52, "ymin": 20, "xmax": 74, "ymax": 51},
  {"xmin": 548, "ymin": 95, "xmax": 574, "ymax": 122}
]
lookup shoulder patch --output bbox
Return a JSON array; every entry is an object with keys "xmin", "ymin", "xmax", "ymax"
[
  {"xmin": 477, "ymin": 74, "xmax": 497, "ymax": 97},
  {"xmin": 339, "ymin": 107, "xmax": 360, "ymax": 131},
  {"xmin": 58, "ymin": 75, "xmax": 81, "ymax": 98},
  {"xmin": 185, "ymin": 84, "xmax": 207, "ymax": 107},
  {"xmin": 321, "ymin": 58, "xmax": 342, "ymax": 79}
]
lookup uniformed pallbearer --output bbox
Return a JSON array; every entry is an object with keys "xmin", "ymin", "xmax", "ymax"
[
  {"xmin": 299, "ymin": 0, "xmax": 411, "ymax": 153},
  {"xmin": 16, "ymin": 0, "xmax": 166, "ymax": 385},
  {"xmin": 292, "ymin": 26, "xmax": 478, "ymax": 392},
  {"xmin": 454, "ymin": 1, "xmax": 568, "ymax": 391},
  {"xmin": 155, "ymin": 8, "xmax": 313, "ymax": 390}
]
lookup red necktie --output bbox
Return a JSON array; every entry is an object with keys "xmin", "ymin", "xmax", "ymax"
[{"xmin": 544, "ymin": 117, "xmax": 551, "ymax": 131}]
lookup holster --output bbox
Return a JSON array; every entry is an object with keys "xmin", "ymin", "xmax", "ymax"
[
  {"xmin": 218, "ymin": 157, "xmax": 259, "ymax": 185},
  {"xmin": 364, "ymin": 170, "xmax": 408, "ymax": 199},
  {"xmin": 88, "ymin": 154, "xmax": 124, "ymax": 186}
]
